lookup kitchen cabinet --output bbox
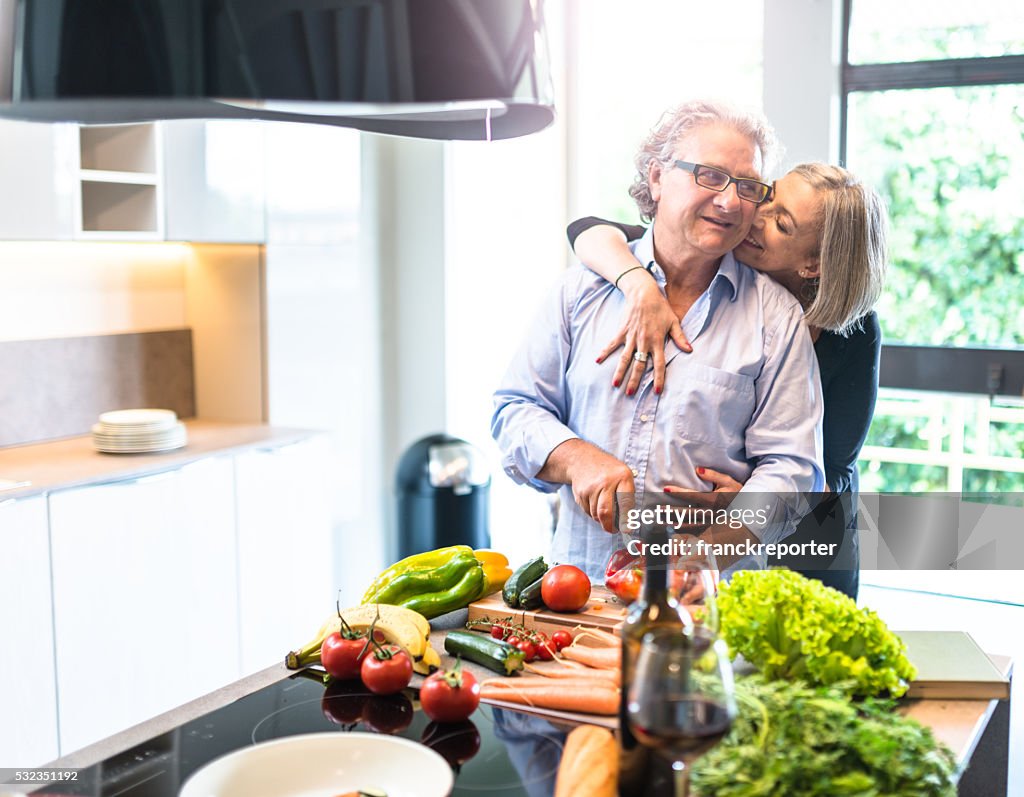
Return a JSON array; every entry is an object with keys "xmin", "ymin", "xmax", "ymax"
[
  {"xmin": 0, "ymin": 120, "xmax": 76, "ymax": 240},
  {"xmin": 163, "ymin": 120, "xmax": 266, "ymax": 243},
  {"xmin": 49, "ymin": 457, "xmax": 239, "ymax": 754},
  {"xmin": 235, "ymin": 436, "xmax": 334, "ymax": 674},
  {"xmin": 0, "ymin": 119, "xmax": 266, "ymax": 243},
  {"xmin": 74, "ymin": 124, "xmax": 163, "ymax": 240},
  {"xmin": 0, "ymin": 496, "xmax": 59, "ymax": 767}
]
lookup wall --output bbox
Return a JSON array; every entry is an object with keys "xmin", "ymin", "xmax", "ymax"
[
  {"xmin": 0, "ymin": 241, "xmax": 264, "ymax": 445},
  {"xmin": 762, "ymin": 0, "xmax": 842, "ymax": 170}
]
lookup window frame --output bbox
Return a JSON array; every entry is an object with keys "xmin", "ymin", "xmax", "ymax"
[{"xmin": 838, "ymin": 0, "xmax": 1024, "ymax": 398}]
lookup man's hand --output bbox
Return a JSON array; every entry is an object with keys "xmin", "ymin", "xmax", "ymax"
[{"xmin": 539, "ymin": 439, "xmax": 635, "ymax": 532}]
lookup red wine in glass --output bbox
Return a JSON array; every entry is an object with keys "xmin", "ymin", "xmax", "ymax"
[{"xmin": 630, "ymin": 695, "xmax": 733, "ymax": 760}]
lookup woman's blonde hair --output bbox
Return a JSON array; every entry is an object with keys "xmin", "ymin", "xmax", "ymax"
[
  {"xmin": 792, "ymin": 163, "xmax": 889, "ymax": 335},
  {"xmin": 629, "ymin": 99, "xmax": 779, "ymax": 222}
]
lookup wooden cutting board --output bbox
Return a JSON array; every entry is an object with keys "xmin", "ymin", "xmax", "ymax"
[
  {"xmin": 421, "ymin": 628, "xmax": 618, "ymax": 730},
  {"xmin": 467, "ymin": 584, "xmax": 626, "ymax": 638},
  {"xmin": 899, "ymin": 630, "xmax": 1011, "ymax": 700}
]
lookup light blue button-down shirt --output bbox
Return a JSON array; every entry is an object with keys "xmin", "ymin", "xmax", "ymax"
[{"xmin": 492, "ymin": 227, "xmax": 825, "ymax": 579}]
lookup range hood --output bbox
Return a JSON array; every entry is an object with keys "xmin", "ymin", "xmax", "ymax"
[{"xmin": 0, "ymin": 0, "xmax": 555, "ymax": 140}]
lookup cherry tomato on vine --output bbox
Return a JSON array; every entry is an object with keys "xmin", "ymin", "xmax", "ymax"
[
  {"xmin": 490, "ymin": 625, "xmax": 506, "ymax": 640},
  {"xmin": 551, "ymin": 630, "xmax": 573, "ymax": 651},
  {"xmin": 515, "ymin": 639, "xmax": 536, "ymax": 662},
  {"xmin": 360, "ymin": 644, "xmax": 413, "ymax": 695},
  {"xmin": 535, "ymin": 640, "xmax": 555, "ymax": 661},
  {"xmin": 320, "ymin": 632, "xmax": 369, "ymax": 680},
  {"xmin": 419, "ymin": 660, "xmax": 481, "ymax": 723},
  {"xmin": 506, "ymin": 635, "xmax": 521, "ymax": 647}
]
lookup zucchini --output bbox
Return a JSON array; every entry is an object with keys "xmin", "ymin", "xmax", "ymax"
[
  {"xmin": 518, "ymin": 575, "xmax": 545, "ymax": 611},
  {"xmin": 444, "ymin": 630, "xmax": 525, "ymax": 675},
  {"xmin": 502, "ymin": 556, "xmax": 548, "ymax": 608}
]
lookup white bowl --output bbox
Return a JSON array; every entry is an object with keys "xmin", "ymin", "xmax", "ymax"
[{"xmin": 179, "ymin": 732, "xmax": 454, "ymax": 797}]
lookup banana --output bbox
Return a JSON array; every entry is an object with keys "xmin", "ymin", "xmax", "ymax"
[
  {"xmin": 286, "ymin": 604, "xmax": 431, "ymax": 670},
  {"xmin": 335, "ymin": 603, "xmax": 430, "ymax": 646},
  {"xmin": 414, "ymin": 643, "xmax": 441, "ymax": 675}
]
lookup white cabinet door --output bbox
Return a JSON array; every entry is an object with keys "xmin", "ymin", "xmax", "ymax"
[
  {"xmin": 264, "ymin": 123, "xmax": 359, "ymax": 245},
  {"xmin": 235, "ymin": 437, "xmax": 334, "ymax": 674},
  {"xmin": 0, "ymin": 496, "xmax": 58, "ymax": 767},
  {"xmin": 0, "ymin": 121, "xmax": 76, "ymax": 240},
  {"xmin": 49, "ymin": 458, "xmax": 238, "ymax": 754},
  {"xmin": 162, "ymin": 120, "xmax": 266, "ymax": 243}
]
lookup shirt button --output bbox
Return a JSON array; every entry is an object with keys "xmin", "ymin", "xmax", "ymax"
[
  {"xmin": 631, "ymin": 468, "xmax": 639, "ymax": 478},
  {"xmin": 640, "ymin": 414, "xmax": 649, "ymax": 422}
]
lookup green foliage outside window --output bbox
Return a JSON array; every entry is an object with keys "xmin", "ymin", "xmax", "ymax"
[{"xmin": 846, "ymin": 83, "xmax": 1024, "ymax": 492}]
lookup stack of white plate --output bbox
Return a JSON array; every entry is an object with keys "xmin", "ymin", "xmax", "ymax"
[{"xmin": 92, "ymin": 409, "xmax": 188, "ymax": 454}]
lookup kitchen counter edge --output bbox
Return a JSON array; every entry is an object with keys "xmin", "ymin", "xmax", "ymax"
[{"xmin": 0, "ymin": 422, "xmax": 323, "ymax": 502}]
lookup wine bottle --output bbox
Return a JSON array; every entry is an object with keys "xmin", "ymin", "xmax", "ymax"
[{"xmin": 617, "ymin": 524, "xmax": 691, "ymax": 797}]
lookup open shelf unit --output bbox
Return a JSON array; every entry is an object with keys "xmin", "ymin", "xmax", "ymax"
[{"xmin": 76, "ymin": 124, "xmax": 164, "ymax": 239}]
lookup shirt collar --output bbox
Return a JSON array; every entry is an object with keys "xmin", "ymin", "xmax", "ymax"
[{"xmin": 630, "ymin": 225, "xmax": 741, "ymax": 302}]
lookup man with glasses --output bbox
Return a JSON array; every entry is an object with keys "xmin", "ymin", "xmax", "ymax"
[{"xmin": 492, "ymin": 99, "xmax": 824, "ymax": 578}]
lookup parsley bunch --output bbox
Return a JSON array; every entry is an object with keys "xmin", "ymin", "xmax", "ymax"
[
  {"xmin": 691, "ymin": 676, "xmax": 957, "ymax": 797},
  {"xmin": 717, "ymin": 569, "xmax": 916, "ymax": 697}
]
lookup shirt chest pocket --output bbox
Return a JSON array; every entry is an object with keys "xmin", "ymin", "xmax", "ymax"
[{"xmin": 672, "ymin": 363, "xmax": 756, "ymax": 448}]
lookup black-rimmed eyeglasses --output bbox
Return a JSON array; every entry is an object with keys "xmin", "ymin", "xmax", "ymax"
[{"xmin": 674, "ymin": 160, "xmax": 774, "ymax": 205}]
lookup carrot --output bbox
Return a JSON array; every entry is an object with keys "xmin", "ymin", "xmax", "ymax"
[
  {"xmin": 570, "ymin": 627, "xmax": 619, "ymax": 648},
  {"xmin": 560, "ymin": 644, "xmax": 619, "ymax": 669},
  {"xmin": 486, "ymin": 675, "xmax": 618, "ymax": 691},
  {"xmin": 524, "ymin": 662, "xmax": 622, "ymax": 685},
  {"xmin": 480, "ymin": 682, "xmax": 619, "ymax": 715}
]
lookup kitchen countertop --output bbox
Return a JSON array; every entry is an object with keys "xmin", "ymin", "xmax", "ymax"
[
  {"xmin": 0, "ymin": 421, "xmax": 318, "ymax": 501},
  {"xmin": 35, "ymin": 634, "xmax": 1012, "ymax": 778}
]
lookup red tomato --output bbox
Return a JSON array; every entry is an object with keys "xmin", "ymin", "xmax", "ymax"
[
  {"xmin": 419, "ymin": 663, "xmax": 481, "ymax": 723},
  {"xmin": 490, "ymin": 625, "xmax": 505, "ymax": 640},
  {"xmin": 605, "ymin": 548, "xmax": 640, "ymax": 578},
  {"xmin": 541, "ymin": 565, "xmax": 592, "ymax": 612},
  {"xmin": 505, "ymin": 635, "xmax": 521, "ymax": 647},
  {"xmin": 320, "ymin": 633, "xmax": 369, "ymax": 680},
  {"xmin": 360, "ymin": 645, "xmax": 413, "ymax": 695},
  {"xmin": 605, "ymin": 566, "xmax": 643, "ymax": 604},
  {"xmin": 535, "ymin": 640, "xmax": 555, "ymax": 661},
  {"xmin": 515, "ymin": 639, "xmax": 536, "ymax": 662},
  {"xmin": 362, "ymin": 692, "xmax": 414, "ymax": 734},
  {"xmin": 551, "ymin": 630, "xmax": 573, "ymax": 651}
]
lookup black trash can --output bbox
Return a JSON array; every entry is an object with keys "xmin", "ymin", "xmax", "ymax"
[{"xmin": 396, "ymin": 434, "xmax": 491, "ymax": 559}]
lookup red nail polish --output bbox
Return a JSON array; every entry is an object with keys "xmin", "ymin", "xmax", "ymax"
[
  {"xmin": 696, "ymin": 467, "xmax": 705, "ymax": 475},
  {"xmin": 613, "ymin": 380, "xmax": 620, "ymax": 388},
  {"xmin": 664, "ymin": 486, "xmax": 674, "ymax": 493},
  {"xmin": 655, "ymin": 386, "xmax": 662, "ymax": 395},
  {"xmin": 626, "ymin": 388, "xmax": 634, "ymax": 396},
  {"xmin": 596, "ymin": 357, "xmax": 602, "ymax": 363}
]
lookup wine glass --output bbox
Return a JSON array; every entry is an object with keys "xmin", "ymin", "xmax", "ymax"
[
  {"xmin": 668, "ymin": 538, "xmax": 720, "ymax": 633},
  {"xmin": 627, "ymin": 626, "xmax": 736, "ymax": 797}
]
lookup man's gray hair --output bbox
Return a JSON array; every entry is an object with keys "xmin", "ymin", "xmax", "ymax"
[{"xmin": 629, "ymin": 99, "xmax": 780, "ymax": 222}]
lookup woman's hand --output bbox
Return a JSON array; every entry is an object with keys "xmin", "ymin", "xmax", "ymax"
[
  {"xmin": 664, "ymin": 467, "xmax": 744, "ymax": 508},
  {"xmin": 597, "ymin": 268, "xmax": 691, "ymax": 396}
]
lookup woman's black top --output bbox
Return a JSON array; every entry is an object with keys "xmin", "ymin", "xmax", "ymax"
[{"xmin": 566, "ymin": 217, "xmax": 881, "ymax": 598}]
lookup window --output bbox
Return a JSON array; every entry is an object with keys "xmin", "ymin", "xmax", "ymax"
[{"xmin": 840, "ymin": 0, "xmax": 1024, "ymax": 493}]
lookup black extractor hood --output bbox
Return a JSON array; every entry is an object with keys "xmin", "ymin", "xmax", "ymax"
[{"xmin": 0, "ymin": 0, "xmax": 555, "ymax": 140}]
